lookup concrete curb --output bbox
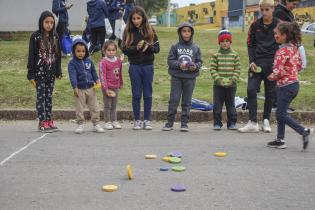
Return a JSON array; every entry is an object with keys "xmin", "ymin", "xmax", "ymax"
[{"xmin": 0, "ymin": 109, "xmax": 314, "ymax": 123}]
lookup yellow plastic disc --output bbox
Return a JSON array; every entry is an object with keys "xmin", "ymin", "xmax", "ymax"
[
  {"xmin": 145, "ymin": 154, "xmax": 157, "ymax": 159},
  {"xmin": 162, "ymin": 156, "xmax": 171, "ymax": 162},
  {"xmin": 127, "ymin": 164, "xmax": 133, "ymax": 180},
  {"xmin": 102, "ymin": 185, "xmax": 118, "ymax": 192},
  {"xmin": 214, "ymin": 152, "xmax": 227, "ymax": 157}
]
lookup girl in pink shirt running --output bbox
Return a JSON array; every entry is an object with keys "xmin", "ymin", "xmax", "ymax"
[{"xmin": 99, "ymin": 40, "xmax": 123, "ymax": 130}]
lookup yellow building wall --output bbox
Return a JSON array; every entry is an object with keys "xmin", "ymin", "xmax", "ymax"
[
  {"xmin": 293, "ymin": 7, "xmax": 315, "ymax": 24},
  {"xmin": 175, "ymin": 0, "xmax": 228, "ymax": 27}
]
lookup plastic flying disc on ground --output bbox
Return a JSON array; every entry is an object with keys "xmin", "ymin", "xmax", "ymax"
[
  {"xmin": 127, "ymin": 164, "xmax": 133, "ymax": 180},
  {"xmin": 214, "ymin": 152, "xmax": 227, "ymax": 157},
  {"xmin": 102, "ymin": 185, "xmax": 118, "ymax": 192},
  {"xmin": 171, "ymin": 185, "xmax": 186, "ymax": 192},
  {"xmin": 172, "ymin": 166, "xmax": 186, "ymax": 172},
  {"xmin": 162, "ymin": 156, "xmax": 171, "ymax": 162},
  {"xmin": 168, "ymin": 151, "xmax": 182, "ymax": 158},
  {"xmin": 169, "ymin": 157, "xmax": 181, "ymax": 164},
  {"xmin": 145, "ymin": 154, "xmax": 157, "ymax": 159},
  {"xmin": 160, "ymin": 166, "xmax": 170, "ymax": 171}
]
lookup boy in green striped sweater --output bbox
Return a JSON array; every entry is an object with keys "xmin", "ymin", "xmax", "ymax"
[{"xmin": 210, "ymin": 29, "xmax": 241, "ymax": 130}]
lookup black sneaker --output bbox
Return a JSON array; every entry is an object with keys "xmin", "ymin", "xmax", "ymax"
[
  {"xmin": 213, "ymin": 125, "xmax": 221, "ymax": 130},
  {"xmin": 267, "ymin": 139, "xmax": 287, "ymax": 149},
  {"xmin": 302, "ymin": 128, "xmax": 313, "ymax": 150},
  {"xmin": 180, "ymin": 124, "xmax": 189, "ymax": 132},
  {"xmin": 162, "ymin": 122, "xmax": 173, "ymax": 131}
]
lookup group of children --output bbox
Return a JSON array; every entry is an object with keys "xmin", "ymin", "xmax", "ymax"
[{"xmin": 27, "ymin": 1, "xmax": 313, "ymax": 150}]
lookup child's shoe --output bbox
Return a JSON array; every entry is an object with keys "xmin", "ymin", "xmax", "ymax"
[
  {"xmin": 104, "ymin": 122, "xmax": 114, "ymax": 130},
  {"xmin": 94, "ymin": 124, "xmax": 105, "ymax": 133},
  {"xmin": 143, "ymin": 120, "xmax": 153, "ymax": 130},
  {"xmin": 75, "ymin": 124, "xmax": 84, "ymax": 134},
  {"xmin": 133, "ymin": 120, "xmax": 142, "ymax": 130},
  {"xmin": 227, "ymin": 124, "xmax": 237, "ymax": 130},
  {"xmin": 47, "ymin": 120, "xmax": 60, "ymax": 132},
  {"xmin": 180, "ymin": 124, "xmax": 189, "ymax": 132},
  {"xmin": 38, "ymin": 121, "xmax": 53, "ymax": 133},
  {"xmin": 267, "ymin": 139, "xmax": 287, "ymax": 149},
  {"xmin": 162, "ymin": 122, "xmax": 173, "ymax": 131},
  {"xmin": 262, "ymin": 119, "xmax": 271, "ymax": 133},
  {"xmin": 112, "ymin": 121, "xmax": 122, "ymax": 129},
  {"xmin": 302, "ymin": 128, "xmax": 313, "ymax": 150},
  {"xmin": 213, "ymin": 125, "xmax": 222, "ymax": 131}
]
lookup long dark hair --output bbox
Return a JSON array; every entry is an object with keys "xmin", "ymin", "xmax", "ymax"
[
  {"xmin": 122, "ymin": 6, "xmax": 156, "ymax": 49},
  {"xmin": 281, "ymin": 0, "xmax": 301, "ymax": 5},
  {"xmin": 277, "ymin": 22, "xmax": 301, "ymax": 44}
]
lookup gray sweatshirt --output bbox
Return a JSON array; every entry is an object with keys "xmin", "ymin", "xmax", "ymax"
[{"xmin": 167, "ymin": 23, "xmax": 203, "ymax": 79}]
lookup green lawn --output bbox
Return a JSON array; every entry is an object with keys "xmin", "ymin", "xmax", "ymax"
[{"xmin": 0, "ymin": 27, "xmax": 314, "ymax": 110}]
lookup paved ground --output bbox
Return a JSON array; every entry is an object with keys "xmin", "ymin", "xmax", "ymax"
[{"xmin": 0, "ymin": 121, "xmax": 315, "ymax": 210}]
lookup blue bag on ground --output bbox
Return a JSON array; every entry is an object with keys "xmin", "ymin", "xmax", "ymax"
[
  {"xmin": 191, "ymin": 98, "xmax": 213, "ymax": 111},
  {"xmin": 61, "ymin": 35, "xmax": 73, "ymax": 55}
]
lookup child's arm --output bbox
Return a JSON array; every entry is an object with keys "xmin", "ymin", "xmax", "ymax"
[
  {"xmin": 55, "ymin": 34, "xmax": 62, "ymax": 79},
  {"xmin": 268, "ymin": 49, "xmax": 287, "ymax": 81},
  {"xmin": 52, "ymin": 0, "xmax": 67, "ymax": 14},
  {"xmin": 68, "ymin": 61, "xmax": 78, "ymax": 89},
  {"xmin": 27, "ymin": 34, "xmax": 36, "ymax": 80},
  {"xmin": 119, "ymin": 61, "xmax": 123, "ymax": 87},
  {"xmin": 146, "ymin": 33, "xmax": 160, "ymax": 54},
  {"xmin": 247, "ymin": 22, "xmax": 256, "ymax": 66},
  {"xmin": 193, "ymin": 47, "xmax": 203, "ymax": 71},
  {"xmin": 99, "ymin": 61, "xmax": 108, "ymax": 91},
  {"xmin": 91, "ymin": 62, "xmax": 99, "ymax": 83},
  {"xmin": 167, "ymin": 45, "xmax": 180, "ymax": 70},
  {"xmin": 210, "ymin": 54, "xmax": 219, "ymax": 81},
  {"xmin": 232, "ymin": 53, "xmax": 241, "ymax": 82}
]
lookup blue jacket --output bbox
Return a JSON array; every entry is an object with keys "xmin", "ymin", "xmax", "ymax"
[
  {"xmin": 52, "ymin": 0, "xmax": 69, "ymax": 23},
  {"xmin": 87, "ymin": 0, "xmax": 109, "ymax": 29},
  {"xmin": 68, "ymin": 39, "xmax": 99, "ymax": 89},
  {"xmin": 109, "ymin": 0, "xmax": 125, "ymax": 21}
]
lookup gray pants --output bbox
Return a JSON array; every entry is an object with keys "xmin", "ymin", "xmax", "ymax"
[
  {"xmin": 167, "ymin": 77, "xmax": 196, "ymax": 125},
  {"xmin": 103, "ymin": 89, "xmax": 119, "ymax": 122}
]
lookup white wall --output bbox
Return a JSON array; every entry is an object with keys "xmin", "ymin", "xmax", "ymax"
[{"xmin": 0, "ymin": 0, "xmax": 87, "ymax": 31}]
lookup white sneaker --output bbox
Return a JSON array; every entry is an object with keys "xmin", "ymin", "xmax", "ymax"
[
  {"xmin": 94, "ymin": 124, "xmax": 105, "ymax": 133},
  {"xmin": 143, "ymin": 120, "xmax": 153, "ymax": 130},
  {"xmin": 133, "ymin": 120, "xmax": 142, "ymax": 130},
  {"xmin": 112, "ymin": 121, "xmax": 122, "ymax": 129},
  {"xmin": 262, "ymin": 119, "xmax": 272, "ymax": 133},
  {"xmin": 238, "ymin": 121, "xmax": 259, "ymax": 133},
  {"xmin": 75, "ymin": 124, "xmax": 84, "ymax": 134},
  {"xmin": 104, "ymin": 122, "xmax": 114, "ymax": 130}
]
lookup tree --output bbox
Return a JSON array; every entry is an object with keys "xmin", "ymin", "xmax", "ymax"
[{"xmin": 135, "ymin": 0, "xmax": 168, "ymax": 16}]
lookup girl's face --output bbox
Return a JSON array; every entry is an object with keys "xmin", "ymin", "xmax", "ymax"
[
  {"xmin": 260, "ymin": 5, "xmax": 274, "ymax": 20},
  {"xmin": 286, "ymin": 1, "xmax": 300, "ymax": 11},
  {"xmin": 43, "ymin": 16, "xmax": 54, "ymax": 33},
  {"xmin": 105, "ymin": 45, "xmax": 117, "ymax": 58},
  {"xmin": 75, "ymin": 44, "xmax": 86, "ymax": 60},
  {"xmin": 274, "ymin": 28, "xmax": 287, "ymax": 44},
  {"xmin": 181, "ymin": 27, "xmax": 192, "ymax": 42},
  {"xmin": 132, "ymin": 13, "xmax": 143, "ymax": 28},
  {"xmin": 220, "ymin": 39, "xmax": 231, "ymax": 50}
]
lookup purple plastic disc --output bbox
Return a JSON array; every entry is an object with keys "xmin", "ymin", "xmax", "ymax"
[
  {"xmin": 171, "ymin": 185, "xmax": 186, "ymax": 192},
  {"xmin": 169, "ymin": 151, "xmax": 182, "ymax": 158},
  {"xmin": 160, "ymin": 166, "xmax": 169, "ymax": 171}
]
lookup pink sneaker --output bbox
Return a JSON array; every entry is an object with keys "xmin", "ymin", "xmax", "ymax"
[
  {"xmin": 38, "ymin": 121, "xmax": 53, "ymax": 133},
  {"xmin": 47, "ymin": 120, "xmax": 59, "ymax": 131}
]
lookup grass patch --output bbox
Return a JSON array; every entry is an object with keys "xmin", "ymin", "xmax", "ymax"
[{"xmin": 0, "ymin": 27, "xmax": 314, "ymax": 110}]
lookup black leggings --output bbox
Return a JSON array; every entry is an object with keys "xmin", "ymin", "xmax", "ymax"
[{"xmin": 36, "ymin": 79, "xmax": 55, "ymax": 122}]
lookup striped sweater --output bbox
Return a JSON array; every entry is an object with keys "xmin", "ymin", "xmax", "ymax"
[{"xmin": 210, "ymin": 48, "xmax": 241, "ymax": 87}]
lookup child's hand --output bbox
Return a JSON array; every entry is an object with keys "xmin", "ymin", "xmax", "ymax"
[
  {"xmin": 66, "ymin": 4, "xmax": 73, "ymax": 9},
  {"xmin": 73, "ymin": 88, "xmax": 79, "ymax": 97},
  {"xmin": 55, "ymin": 75, "xmax": 62, "ymax": 80},
  {"xmin": 30, "ymin": 79, "xmax": 36, "ymax": 88},
  {"xmin": 120, "ymin": 54, "xmax": 125, "ymax": 61},
  {"xmin": 250, "ymin": 62, "xmax": 257, "ymax": 72},
  {"xmin": 188, "ymin": 63, "xmax": 197, "ymax": 72},
  {"xmin": 137, "ymin": 40, "xmax": 145, "ymax": 50},
  {"xmin": 142, "ymin": 43, "xmax": 149, "ymax": 52},
  {"xmin": 217, "ymin": 78, "xmax": 224, "ymax": 86},
  {"xmin": 93, "ymin": 81, "xmax": 101, "ymax": 90},
  {"xmin": 180, "ymin": 63, "xmax": 187, "ymax": 70}
]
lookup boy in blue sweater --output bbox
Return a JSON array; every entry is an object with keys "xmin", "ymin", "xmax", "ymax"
[{"xmin": 68, "ymin": 39, "xmax": 104, "ymax": 134}]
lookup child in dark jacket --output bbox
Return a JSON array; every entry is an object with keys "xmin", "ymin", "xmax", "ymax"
[
  {"xmin": 27, "ymin": 11, "xmax": 62, "ymax": 132},
  {"xmin": 68, "ymin": 39, "xmax": 104, "ymax": 134},
  {"xmin": 162, "ymin": 23, "xmax": 203, "ymax": 132}
]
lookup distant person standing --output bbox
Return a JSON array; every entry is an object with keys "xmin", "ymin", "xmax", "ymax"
[
  {"xmin": 274, "ymin": 0, "xmax": 300, "ymax": 22},
  {"xmin": 52, "ymin": 0, "xmax": 73, "ymax": 47},
  {"xmin": 108, "ymin": 0, "xmax": 125, "ymax": 40},
  {"xmin": 87, "ymin": 0, "xmax": 109, "ymax": 54},
  {"xmin": 124, "ymin": 0, "xmax": 135, "ymax": 23}
]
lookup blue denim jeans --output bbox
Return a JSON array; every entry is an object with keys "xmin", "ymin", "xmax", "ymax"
[
  {"xmin": 129, "ymin": 64, "xmax": 154, "ymax": 121},
  {"xmin": 276, "ymin": 82, "xmax": 306, "ymax": 140}
]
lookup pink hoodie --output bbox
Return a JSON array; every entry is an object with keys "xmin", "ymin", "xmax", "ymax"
[{"xmin": 98, "ymin": 56, "xmax": 123, "ymax": 91}]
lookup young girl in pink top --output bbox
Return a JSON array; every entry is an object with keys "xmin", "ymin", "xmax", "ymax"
[
  {"xmin": 267, "ymin": 22, "xmax": 313, "ymax": 150},
  {"xmin": 99, "ymin": 40, "xmax": 123, "ymax": 130}
]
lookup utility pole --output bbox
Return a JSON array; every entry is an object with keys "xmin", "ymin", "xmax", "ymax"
[
  {"xmin": 242, "ymin": 0, "xmax": 246, "ymax": 32},
  {"xmin": 167, "ymin": 0, "xmax": 171, "ymax": 27}
]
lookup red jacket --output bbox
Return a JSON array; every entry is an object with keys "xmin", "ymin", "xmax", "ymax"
[
  {"xmin": 268, "ymin": 43, "xmax": 302, "ymax": 87},
  {"xmin": 99, "ymin": 57, "xmax": 123, "ymax": 91}
]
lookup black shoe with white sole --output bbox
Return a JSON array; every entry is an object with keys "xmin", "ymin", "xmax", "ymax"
[
  {"xmin": 267, "ymin": 139, "xmax": 287, "ymax": 149},
  {"xmin": 180, "ymin": 124, "xmax": 189, "ymax": 132},
  {"xmin": 302, "ymin": 128, "xmax": 313, "ymax": 150}
]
